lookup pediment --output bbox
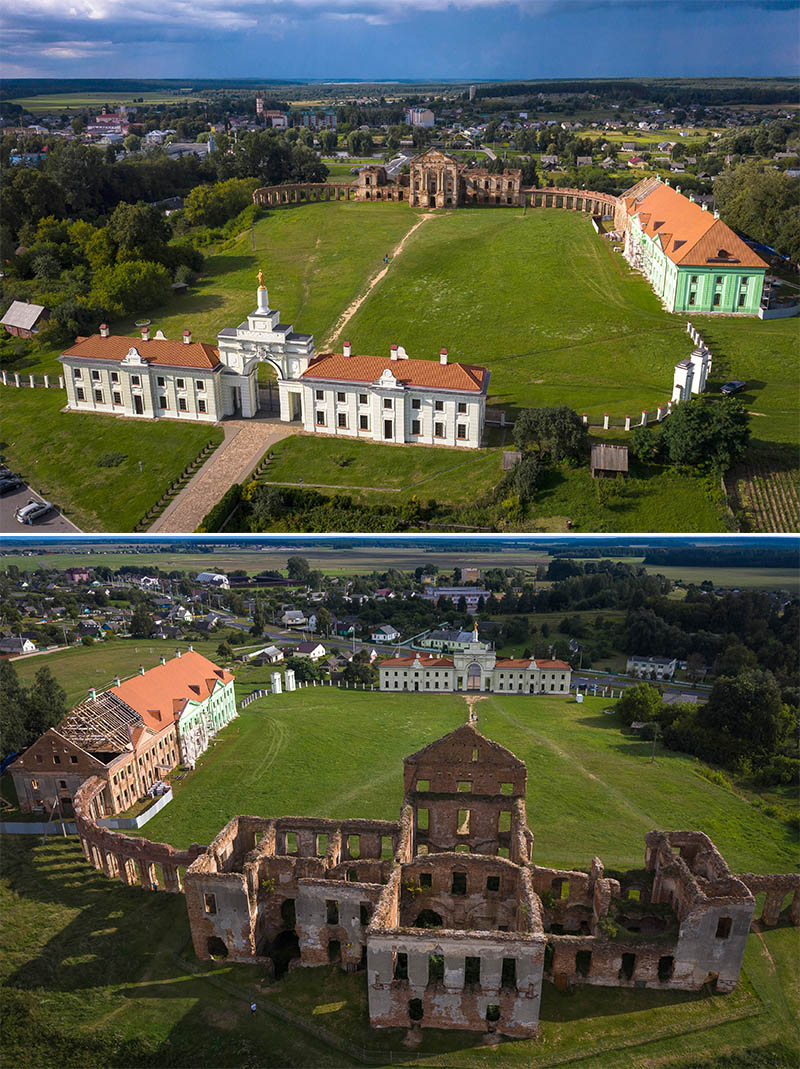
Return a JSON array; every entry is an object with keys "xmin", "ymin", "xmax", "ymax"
[{"xmin": 121, "ymin": 346, "xmax": 147, "ymax": 365}]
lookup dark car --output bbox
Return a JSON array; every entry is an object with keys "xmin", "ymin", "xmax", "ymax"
[
  {"xmin": 0, "ymin": 475, "xmax": 23, "ymax": 495},
  {"xmin": 721, "ymin": 380, "xmax": 746, "ymax": 395}
]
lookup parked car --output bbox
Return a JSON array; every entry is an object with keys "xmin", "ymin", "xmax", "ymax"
[
  {"xmin": 0, "ymin": 475, "xmax": 23, "ymax": 495},
  {"xmin": 15, "ymin": 499, "xmax": 54, "ymax": 524},
  {"xmin": 721, "ymin": 380, "xmax": 746, "ymax": 395}
]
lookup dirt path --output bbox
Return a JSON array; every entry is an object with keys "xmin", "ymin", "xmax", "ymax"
[
  {"xmin": 323, "ymin": 212, "xmax": 437, "ymax": 348},
  {"xmin": 150, "ymin": 419, "xmax": 295, "ymax": 533}
]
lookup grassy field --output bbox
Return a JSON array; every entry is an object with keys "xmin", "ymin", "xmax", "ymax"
[
  {"xmin": 0, "ymin": 388, "xmax": 223, "ymax": 531},
  {"xmin": 2, "ymin": 836, "xmax": 797, "ymax": 1067},
  {"xmin": 11, "ymin": 91, "xmax": 206, "ymax": 113},
  {"xmin": 132, "ymin": 687, "xmax": 798, "ymax": 874}
]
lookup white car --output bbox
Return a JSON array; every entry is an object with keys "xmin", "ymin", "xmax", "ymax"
[{"xmin": 15, "ymin": 499, "xmax": 54, "ymax": 524}]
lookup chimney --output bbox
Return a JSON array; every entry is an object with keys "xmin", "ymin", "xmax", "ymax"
[
  {"xmin": 160, "ymin": 655, "xmax": 166, "ymax": 665},
  {"xmin": 440, "ymin": 348, "xmax": 448, "ymax": 366},
  {"xmin": 390, "ymin": 344, "xmax": 398, "ymax": 361},
  {"xmin": 701, "ymin": 202, "xmax": 708, "ymax": 212},
  {"xmin": 675, "ymin": 186, "xmax": 681, "ymax": 195},
  {"xmin": 176, "ymin": 648, "xmax": 182, "ymax": 658},
  {"xmin": 99, "ymin": 323, "xmax": 110, "ymax": 338},
  {"xmin": 113, "ymin": 676, "xmax": 121, "ymax": 687},
  {"xmin": 188, "ymin": 643, "xmax": 194, "ymax": 652},
  {"xmin": 713, "ymin": 208, "xmax": 720, "ymax": 219},
  {"xmin": 139, "ymin": 665, "xmax": 146, "ymax": 676},
  {"xmin": 89, "ymin": 688, "xmax": 96, "ymax": 700},
  {"xmin": 183, "ymin": 329, "xmax": 192, "ymax": 345},
  {"xmin": 688, "ymin": 193, "xmax": 695, "ymax": 203},
  {"xmin": 140, "ymin": 325, "xmax": 150, "ymax": 342},
  {"xmin": 343, "ymin": 341, "xmax": 351, "ymax": 358}
]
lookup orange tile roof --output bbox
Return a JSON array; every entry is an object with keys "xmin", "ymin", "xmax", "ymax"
[
  {"xmin": 110, "ymin": 651, "xmax": 233, "ymax": 732},
  {"xmin": 495, "ymin": 658, "xmax": 534, "ymax": 669},
  {"xmin": 61, "ymin": 334, "xmax": 221, "ymax": 370},
  {"xmin": 380, "ymin": 654, "xmax": 455, "ymax": 668},
  {"xmin": 626, "ymin": 183, "xmax": 767, "ymax": 269},
  {"xmin": 301, "ymin": 353, "xmax": 489, "ymax": 393},
  {"xmin": 536, "ymin": 659, "xmax": 571, "ymax": 669}
]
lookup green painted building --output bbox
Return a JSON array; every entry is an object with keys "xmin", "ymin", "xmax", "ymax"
[{"xmin": 619, "ymin": 178, "xmax": 767, "ymax": 314}]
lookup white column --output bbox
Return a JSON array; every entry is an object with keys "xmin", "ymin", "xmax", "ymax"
[
  {"xmin": 641, "ymin": 410, "xmax": 648, "ymax": 426},
  {"xmin": 603, "ymin": 414, "xmax": 609, "ymax": 430},
  {"xmin": 625, "ymin": 415, "xmax": 631, "ymax": 431}
]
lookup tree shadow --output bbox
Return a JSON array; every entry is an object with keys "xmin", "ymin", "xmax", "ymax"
[{"xmin": 539, "ymin": 978, "xmax": 702, "ymax": 1023}]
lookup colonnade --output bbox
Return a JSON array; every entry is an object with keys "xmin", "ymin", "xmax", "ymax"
[{"xmin": 253, "ymin": 183, "xmax": 354, "ymax": 207}]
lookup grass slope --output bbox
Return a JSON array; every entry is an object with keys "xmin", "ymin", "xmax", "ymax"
[
  {"xmin": 0, "ymin": 388, "xmax": 222, "ymax": 532},
  {"xmin": 135, "ymin": 688, "xmax": 798, "ymax": 875}
]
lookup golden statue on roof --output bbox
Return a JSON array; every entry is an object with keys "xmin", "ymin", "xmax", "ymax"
[{"xmin": 257, "ymin": 269, "xmax": 265, "ymax": 289}]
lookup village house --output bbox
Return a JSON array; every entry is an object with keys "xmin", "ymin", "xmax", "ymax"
[
  {"xmin": 626, "ymin": 655, "xmax": 678, "ymax": 680},
  {"xmin": 1, "ymin": 300, "xmax": 49, "ymax": 338},
  {"xmin": 0, "ymin": 636, "xmax": 37, "ymax": 655},
  {"xmin": 370, "ymin": 624, "xmax": 400, "ymax": 643},
  {"xmin": 422, "ymin": 586, "xmax": 488, "ymax": 612},
  {"xmin": 292, "ymin": 641, "xmax": 326, "ymax": 661},
  {"xmin": 281, "ymin": 610, "xmax": 308, "ymax": 628}
]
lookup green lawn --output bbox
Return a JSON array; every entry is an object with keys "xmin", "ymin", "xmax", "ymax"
[
  {"xmin": 338, "ymin": 209, "xmax": 799, "ymax": 440},
  {"xmin": 0, "ymin": 388, "xmax": 223, "ymax": 531},
  {"xmin": 134, "ymin": 688, "xmax": 798, "ymax": 875}
]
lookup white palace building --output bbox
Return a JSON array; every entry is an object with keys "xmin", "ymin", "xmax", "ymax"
[
  {"xmin": 379, "ymin": 627, "xmax": 572, "ymax": 695},
  {"xmin": 59, "ymin": 273, "xmax": 490, "ymax": 449}
]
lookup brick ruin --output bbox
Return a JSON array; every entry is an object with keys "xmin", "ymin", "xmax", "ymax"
[{"xmin": 72, "ymin": 723, "xmax": 799, "ymax": 1039}]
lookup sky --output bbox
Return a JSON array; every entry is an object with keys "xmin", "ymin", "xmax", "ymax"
[{"xmin": 1, "ymin": 0, "xmax": 798, "ymax": 81}]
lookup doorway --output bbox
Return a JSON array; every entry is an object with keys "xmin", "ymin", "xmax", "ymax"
[
  {"xmin": 384, "ymin": 420, "xmax": 393, "ymax": 440},
  {"xmin": 289, "ymin": 392, "xmax": 303, "ymax": 422},
  {"xmin": 467, "ymin": 663, "xmax": 482, "ymax": 691},
  {"xmin": 133, "ymin": 395, "xmax": 143, "ymax": 415},
  {"xmin": 429, "ymin": 196, "xmax": 436, "ymax": 208}
]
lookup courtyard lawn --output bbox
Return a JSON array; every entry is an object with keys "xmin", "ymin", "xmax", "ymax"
[
  {"xmin": 137, "ymin": 688, "xmax": 798, "ymax": 875},
  {"xmin": 0, "ymin": 388, "xmax": 223, "ymax": 532},
  {"xmin": 259, "ymin": 433, "xmax": 503, "ymax": 504},
  {"xmin": 337, "ymin": 208, "xmax": 799, "ymax": 438}
]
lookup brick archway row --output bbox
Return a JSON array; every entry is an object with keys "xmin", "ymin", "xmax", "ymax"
[
  {"xmin": 253, "ymin": 183, "xmax": 355, "ymax": 207},
  {"xmin": 524, "ymin": 188, "xmax": 618, "ymax": 213},
  {"xmin": 73, "ymin": 776, "xmax": 206, "ymax": 895}
]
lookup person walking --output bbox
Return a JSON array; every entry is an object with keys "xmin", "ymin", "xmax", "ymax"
[{"xmin": 250, "ymin": 1002, "xmax": 257, "ymax": 1015}]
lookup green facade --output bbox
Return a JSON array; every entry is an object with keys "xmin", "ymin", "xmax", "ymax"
[
  {"xmin": 177, "ymin": 678, "xmax": 236, "ymax": 745},
  {"xmin": 630, "ymin": 218, "xmax": 765, "ymax": 315}
]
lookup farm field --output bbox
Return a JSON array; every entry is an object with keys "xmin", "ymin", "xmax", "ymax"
[
  {"xmin": 0, "ymin": 388, "xmax": 223, "ymax": 532},
  {"xmin": 728, "ymin": 444, "xmax": 800, "ymax": 533},
  {"xmin": 9, "ymin": 91, "xmax": 206, "ymax": 113},
  {"xmin": 135, "ymin": 688, "xmax": 798, "ymax": 875},
  {"xmin": 2, "ymin": 836, "xmax": 797, "ymax": 1068}
]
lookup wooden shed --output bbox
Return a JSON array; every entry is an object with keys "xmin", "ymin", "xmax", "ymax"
[{"xmin": 591, "ymin": 443, "xmax": 629, "ymax": 479}]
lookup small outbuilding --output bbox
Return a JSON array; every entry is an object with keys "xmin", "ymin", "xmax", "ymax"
[
  {"xmin": 1, "ymin": 301, "xmax": 49, "ymax": 338},
  {"xmin": 591, "ymin": 443, "xmax": 629, "ymax": 479}
]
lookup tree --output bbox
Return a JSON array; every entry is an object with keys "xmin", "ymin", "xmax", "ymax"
[
  {"xmin": 0, "ymin": 661, "xmax": 27, "ymax": 754},
  {"xmin": 661, "ymin": 396, "xmax": 750, "ymax": 470},
  {"xmin": 699, "ymin": 670, "xmax": 787, "ymax": 759},
  {"xmin": 89, "ymin": 259, "xmax": 171, "ymax": 319},
  {"xmin": 315, "ymin": 607, "xmax": 332, "ymax": 635},
  {"xmin": 513, "ymin": 406, "xmax": 588, "ymax": 463},
  {"xmin": 107, "ymin": 201, "xmax": 171, "ymax": 263},
  {"xmin": 286, "ymin": 655, "xmax": 319, "ymax": 682},
  {"xmin": 287, "ymin": 556, "xmax": 311, "ymax": 583},
  {"xmin": 130, "ymin": 604, "xmax": 155, "ymax": 638},
  {"xmin": 342, "ymin": 649, "xmax": 378, "ymax": 686},
  {"xmin": 250, "ymin": 599, "xmax": 264, "ymax": 636},
  {"xmin": 24, "ymin": 667, "xmax": 67, "ymax": 740},
  {"xmin": 629, "ymin": 425, "xmax": 663, "ymax": 464},
  {"xmin": 615, "ymin": 683, "xmax": 662, "ymax": 727},
  {"xmin": 183, "ymin": 178, "xmax": 259, "ymax": 228},
  {"xmin": 216, "ymin": 641, "xmax": 234, "ymax": 661},
  {"xmin": 510, "ymin": 452, "xmax": 542, "ymax": 504},
  {"xmin": 123, "ymin": 133, "xmax": 142, "ymax": 153},
  {"xmin": 713, "ymin": 160, "xmax": 800, "ymax": 258}
]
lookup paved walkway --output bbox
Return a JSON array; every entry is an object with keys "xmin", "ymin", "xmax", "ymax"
[{"xmin": 150, "ymin": 418, "xmax": 295, "ymax": 533}]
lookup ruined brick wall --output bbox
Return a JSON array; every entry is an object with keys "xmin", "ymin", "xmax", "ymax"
[
  {"xmin": 296, "ymin": 877, "xmax": 384, "ymax": 969},
  {"xmin": 735, "ymin": 872, "xmax": 800, "ymax": 926}
]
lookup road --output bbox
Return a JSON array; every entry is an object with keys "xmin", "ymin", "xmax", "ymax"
[
  {"xmin": 0, "ymin": 482, "xmax": 81, "ymax": 534},
  {"xmin": 573, "ymin": 673, "xmax": 709, "ymax": 702}
]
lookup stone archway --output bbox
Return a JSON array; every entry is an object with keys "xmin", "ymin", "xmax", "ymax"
[{"xmin": 467, "ymin": 663, "xmax": 482, "ymax": 691}]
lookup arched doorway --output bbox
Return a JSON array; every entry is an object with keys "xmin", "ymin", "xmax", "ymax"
[
  {"xmin": 270, "ymin": 930, "xmax": 300, "ymax": 978},
  {"xmin": 467, "ymin": 663, "xmax": 482, "ymax": 691},
  {"xmin": 414, "ymin": 909, "xmax": 444, "ymax": 928}
]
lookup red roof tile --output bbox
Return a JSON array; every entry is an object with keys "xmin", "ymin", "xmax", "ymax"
[
  {"xmin": 62, "ymin": 334, "xmax": 221, "ymax": 370},
  {"xmin": 301, "ymin": 353, "xmax": 488, "ymax": 393},
  {"xmin": 111, "ymin": 651, "xmax": 232, "ymax": 731},
  {"xmin": 536, "ymin": 659, "xmax": 571, "ymax": 669},
  {"xmin": 380, "ymin": 655, "xmax": 455, "ymax": 668}
]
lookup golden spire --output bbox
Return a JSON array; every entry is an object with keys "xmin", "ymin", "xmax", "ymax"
[
  {"xmin": 473, "ymin": 619, "xmax": 479, "ymax": 639},
  {"xmin": 257, "ymin": 268, "xmax": 265, "ymax": 290}
]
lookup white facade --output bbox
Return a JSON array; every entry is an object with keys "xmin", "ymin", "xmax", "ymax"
[{"xmin": 626, "ymin": 655, "xmax": 678, "ymax": 680}]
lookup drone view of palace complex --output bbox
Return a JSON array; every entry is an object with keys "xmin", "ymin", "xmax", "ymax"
[{"xmin": 4, "ymin": 640, "xmax": 798, "ymax": 1040}]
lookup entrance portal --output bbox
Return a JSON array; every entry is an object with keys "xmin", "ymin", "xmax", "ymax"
[
  {"xmin": 289, "ymin": 392, "xmax": 302, "ymax": 422},
  {"xmin": 429, "ymin": 196, "xmax": 436, "ymax": 208},
  {"xmin": 133, "ymin": 395, "xmax": 143, "ymax": 415},
  {"xmin": 467, "ymin": 663, "xmax": 482, "ymax": 691}
]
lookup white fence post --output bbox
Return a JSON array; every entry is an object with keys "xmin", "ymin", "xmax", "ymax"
[
  {"xmin": 43, "ymin": 374, "xmax": 49, "ymax": 388},
  {"xmin": 14, "ymin": 373, "xmax": 20, "ymax": 388},
  {"xmin": 603, "ymin": 413, "xmax": 609, "ymax": 430},
  {"xmin": 624, "ymin": 415, "xmax": 631, "ymax": 431},
  {"xmin": 640, "ymin": 410, "xmax": 648, "ymax": 426},
  {"xmin": 58, "ymin": 375, "xmax": 64, "ymax": 389},
  {"xmin": 29, "ymin": 374, "xmax": 35, "ymax": 388}
]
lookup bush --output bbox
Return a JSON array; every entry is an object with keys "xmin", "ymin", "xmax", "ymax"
[{"xmin": 198, "ymin": 482, "xmax": 242, "ymax": 532}]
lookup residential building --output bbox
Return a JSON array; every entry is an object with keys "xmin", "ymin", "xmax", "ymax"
[
  {"xmin": 422, "ymin": 586, "xmax": 488, "ymax": 612},
  {"xmin": 1, "ymin": 301, "xmax": 49, "ymax": 338},
  {"xmin": 626, "ymin": 655, "xmax": 678, "ymax": 680},
  {"xmin": 281, "ymin": 610, "xmax": 308, "ymax": 627},
  {"xmin": 293, "ymin": 641, "xmax": 326, "ymax": 661},
  {"xmin": 405, "ymin": 107, "xmax": 435, "ymax": 127},
  {"xmin": 370, "ymin": 625, "xmax": 400, "ymax": 643},
  {"xmin": 617, "ymin": 178, "xmax": 767, "ymax": 314},
  {"xmin": 196, "ymin": 572, "xmax": 230, "ymax": 589},
  {"xmin": 0, "ymin": 636, "xmax": 37, "ymax": 654},
  {"xmin": 64, "ymin": 567, "xmax": 91, "ymax": 583}
]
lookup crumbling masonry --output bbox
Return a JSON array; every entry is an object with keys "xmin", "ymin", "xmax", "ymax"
[{"xmin": 74, "ymin": 724, "xmax": 799, "ymax": 1038}]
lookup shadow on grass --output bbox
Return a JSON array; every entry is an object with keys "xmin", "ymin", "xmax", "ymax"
[
  {"xmin": 539, "ymin": 979, "xmax": 702, "ymax": 1023},
  {"xmin": 202, "ymin": 254, "xmax": 259, "ymax": 279}
]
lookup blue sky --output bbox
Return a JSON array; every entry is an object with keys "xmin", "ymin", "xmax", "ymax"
[{"xmin": 1, "ymin": 0, "xmax": 798, "ymax": 80}]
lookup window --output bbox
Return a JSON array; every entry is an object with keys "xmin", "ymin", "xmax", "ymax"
[
  {"xmin": 198, "ymin": 399, "xmax": 207, "ymax": 414},
  {"xmin": 738, "ymin": 293, "xmax": 746, "ymax": 307},
  {"xmin": 178, "ymin": 397, "xmax": 187, "ymax": 411},
  {"xmin": 457, "ymin": 402, "xmax": 467, "ymax": 414},
  {"xmin": 465, "ymin": 956, "xmax": 481, "ymax": 985},
  {"xmin": 326, "ymin": 899, "xmax": 339, "ymax": 924},
  {"xmin": 500, "ymin": 782, "xmax": 513, "ymax": 795},
  {"xmin": 196, "ymin": 380, "xmax": 205, "ymax": 392},
  {"xmin": 92, "ymin": 369, "xmax": 101, "ymax": 381},
  {"xmin": 316, "ymin": 411, "xmax": 326, "ymax": 426},
  {"xmin": 713, "ymin": 293, "xmax": 721, "ymax": 307},
  {"xmin": 383, "ymin": 398, "xmax": 392, "ymax": 409},
  {"xmin": 31, "ymin": 779, "xmax": 39, "ymax": 790},
  {"xmin": 576, "ymin": 950, "xmax": 592, "ymax": 977},
  {"xmin": 486, "ymin": 875, "xmax": 500, "ymax": 892},
  {"xmin": 94, "ymin": 389, "xmax": 103, "ymax": 403},
  {"xmin": 315, "ymin": 389, "xmax": 324, "ymax": 401},
  {"xmin": 419, "ymin": 872, "xmax": 432, "ymax": 889},
  {"xmin": 434, "ymin": 422, "xmax": 444, "ymax": 438},
  {"xmin": 70, "ymin": 755, "xmax": 78, "ymax": 764},
  {"xmin": 688, "ymin": 293, "xmax": 696, "ymax": 306},
  {"xmin": 337, "ymin": 412, "xmax": 347, "ymax": 428},
  {"xmin": 658, "ymin": 955, "xmax": 674, "ymax": 982},
  {"xmin": 498, "ymin": 810, "xmax": 511, "ymax": 833},
  {"xmin": 412, "ymin": 398, "xmax": 421, "ymax": 410},
  {"xmin": 394, "ymin": 952, "xmax": 409, "ymax": 980},
  {"xmin": 111, "ymin": 371, "xmax": 119, "ymax": 383},
  {"xmin": 112, "ymin": 391, "xmax": 122, "ymax": 406},
  {"xmin": 620, "ymin": 953, "xmax": 636, "ymax": 981},
  {"xmin": 501, "ymin": 958, "xmax": 517, "ymax": 989},
  {"xmin": 131, "ymin": 375, "xmax": 140, "ymax": 387},
  {"xmin": 457, "ymin": 781, "xmax": 471, "ymax": 792},
  {"xmin": 416, "ymin": 779, "xmax": 430, "ymax": 791},
  {"xmin": 175, "ymin": 378, "xmax": 185, "ymax": 390},
  {"xmin": 59, "ymin": 780, "xmax": 67, "ymax": 789},
  {"xmin": 358, "ymin": 414, "xmax": 369, "ymax": 430},
  {"xmin": 159, "ymin": 396, "xmax": 168, "ymax": 410},
  {"xmin": 434, "ymin": 400, "xmax": 444, "ymax": 412},
  {"xmin": 715, "ymin": 917, "xmax": 732, "ymax": 939},
  {"xmin": 73, "ymin": 368, "xmax": 82, "ymax": 379},
  {"xmin": 457, "ymin": 424, "xmax": 467, "ymax": 440},
  {"xmin": 157, "ymin": 376, "xmax": 166, "ymax": 387},
  {"xmin": 203, "ymin": 892, "xmax": 217, "ymax": 914},
  {"xmin": 359, "ymin": 393, "xmax": 368, "ymax": 405},
  {"xmin": 417, "ymin": 807, "xmax": 429, "ymax": 830},
  {"xmin": 360, "ymin": 902, "xmax": 372, "ymax": 926},
  {"xmin": 715, "ymin": 276, "xmax": 723, "ymax": 286},
  {"xmin": 411, "ymin": 419, "xmax": 421, "ymax": 436},
  {"xmin": 428, "ymin": 953, "xmax": 444, "ymax": 984},
  {"xmin": 690, "ymin": 275, "xmax": 698, "ymax": 284},
  {"xmin": 451, "ymin": 871, "xmax": 467, "ymax": 896}
]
